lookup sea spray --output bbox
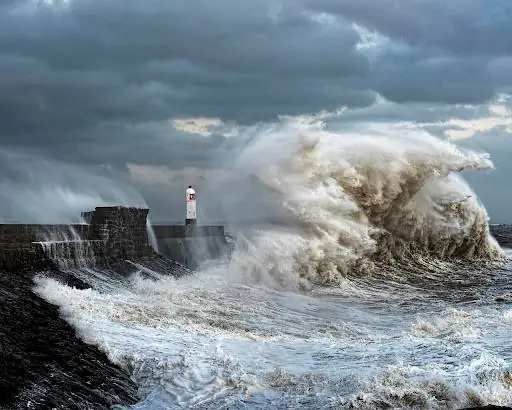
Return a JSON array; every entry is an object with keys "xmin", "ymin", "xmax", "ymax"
[
  {"xmin": 209, "ymin": 118, "xmax": 503, "ymax": 287},
  {"xmin": 39, "ymin": 225, "xmax": 97, "ymax": 270},
  {"xmin": 146, "ymin": 217, "xmax": 159, "ymax": 253},
  {"xmin": 0, "ymin": 149, "xmax": 148, "ymax": 223}
]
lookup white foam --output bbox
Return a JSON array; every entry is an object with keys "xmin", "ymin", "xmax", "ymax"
[
  {"xmin": 33, "ymin": 264, "xmax": 512, "ymax": 409},
  {"xmin": 208, "ymin": 118, "xmax": 502, "ymax": 288}
]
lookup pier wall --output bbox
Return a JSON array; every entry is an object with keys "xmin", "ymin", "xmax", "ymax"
[
  {"xmin": 152, "ymin": 225, "xmax": 228, "ymax": 267},
  {"xmin": 0, "ymin": 224, "xmax": 92, "ymax": 272},
  {"xmin": 0, "ymin": 206, "xmax": 229, "ymax": 272}
]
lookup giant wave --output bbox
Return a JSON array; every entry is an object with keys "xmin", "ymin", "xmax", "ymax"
[
  {"xmin": 210, "ymin": 118, "xmax": 503, "ymax": 289},
  {"xmin": 15, "ymin": 118, "xmax": 512, "ymax": 410}
]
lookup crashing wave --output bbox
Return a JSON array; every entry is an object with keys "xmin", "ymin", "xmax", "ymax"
[{"xmin": 210, "ymin": 118, "xmax": 503, "ymax": 287}]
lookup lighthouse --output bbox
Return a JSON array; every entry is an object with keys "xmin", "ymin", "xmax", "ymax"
[{"xmin": 185, "ymin": 185, "xmax": 197, "ymax": 226}]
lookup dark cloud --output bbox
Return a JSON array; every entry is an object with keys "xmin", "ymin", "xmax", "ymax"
[
  {"xmin": 2, "ymin": 0, "xmax": 512, "ymax": 163},
  {"xmin": 305, "ymin": 0, "xmax": 512, "ymax": 103},
  {"xmin": 307, "ymin": 0, "xmax": 512, "ymax": 55},
  {"xmin": 370, "ymin": 53, "xmax": 495, "ymax": 105},
  {"xmin": 0, "ymin": 0, "xmax": 375, "ymax": 169},
  {"xmin": 1, "ymin": 0, "xmax": 512, "ymax": 221}
]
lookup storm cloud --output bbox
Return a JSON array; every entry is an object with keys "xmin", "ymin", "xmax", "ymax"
[
  {"xmin": 1, "ymin": 0, "xmax": 512, "ymax": 220},
  {"xmin": 0, "ymin": 1, "xmax": 371, "ymax": 150},
  {"xmin": 2, "ymin": 1, "xmax": 511, "ymax": 156}
]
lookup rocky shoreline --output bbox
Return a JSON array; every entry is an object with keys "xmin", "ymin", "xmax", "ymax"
[{"xmin": 0, "ymin": 268, "xmax": 139, "ymax": 409}]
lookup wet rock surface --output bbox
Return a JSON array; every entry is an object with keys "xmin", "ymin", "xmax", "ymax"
[{"xmin": 0, "ymin": 269, "xmax": 139, "ymax": 409}]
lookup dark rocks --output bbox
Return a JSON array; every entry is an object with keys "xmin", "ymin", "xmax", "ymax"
[{"xmin": 0, "ymin": 270, "xmax": 139, "ymax": 409}]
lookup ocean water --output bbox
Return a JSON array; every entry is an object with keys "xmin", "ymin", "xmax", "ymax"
[
  {"xmin": 33, "ymin": 253, "xmax": 512, "ymax": 410},
  {"xmin": 32, "ymin": 119, "xmax": 512, "ymax": 409}
]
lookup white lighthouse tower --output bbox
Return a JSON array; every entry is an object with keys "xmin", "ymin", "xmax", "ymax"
[{"xmin": 185, "ymin": 185, "xmax": 197, "ymax": 225}]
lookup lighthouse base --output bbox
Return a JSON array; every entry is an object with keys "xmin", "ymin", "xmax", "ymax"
[{"xmin": 185, "ymin": 218, "xmax": 197, "ymax": 226}]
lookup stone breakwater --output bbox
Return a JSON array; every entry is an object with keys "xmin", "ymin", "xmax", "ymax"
[
  {"xmin": 0, "ymin": 206, "xmax": 228, "ymax": 409},
  {"xmin": 0, "ymin": 207, "xmax": 155, "ymax": 272},
  {"xmin": 0, "ymin": 206, "xmax": 228, "ymax": 272}
]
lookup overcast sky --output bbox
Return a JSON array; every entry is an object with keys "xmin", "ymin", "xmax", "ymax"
[{"xmin": 1, "ymin": 0, "xmax": 512, "ymax": 222}]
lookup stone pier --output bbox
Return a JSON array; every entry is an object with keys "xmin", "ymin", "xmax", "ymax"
[{"xmin": 0, "ymin": 206, "xmax": 229, "ymax": 272}]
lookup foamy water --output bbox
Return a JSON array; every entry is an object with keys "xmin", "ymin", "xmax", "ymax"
[
  {"xmin": 32, "ymin": 119, "xmax": 512, "ymax": 409},
  {"xmin": 34, "ymin": 255, "xmax": 512, "ymax": 409}
]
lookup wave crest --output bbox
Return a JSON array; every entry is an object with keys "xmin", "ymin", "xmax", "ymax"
[{"xmin": 212, "ymin": 119, "xmax": 503, "ymax": 287}]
